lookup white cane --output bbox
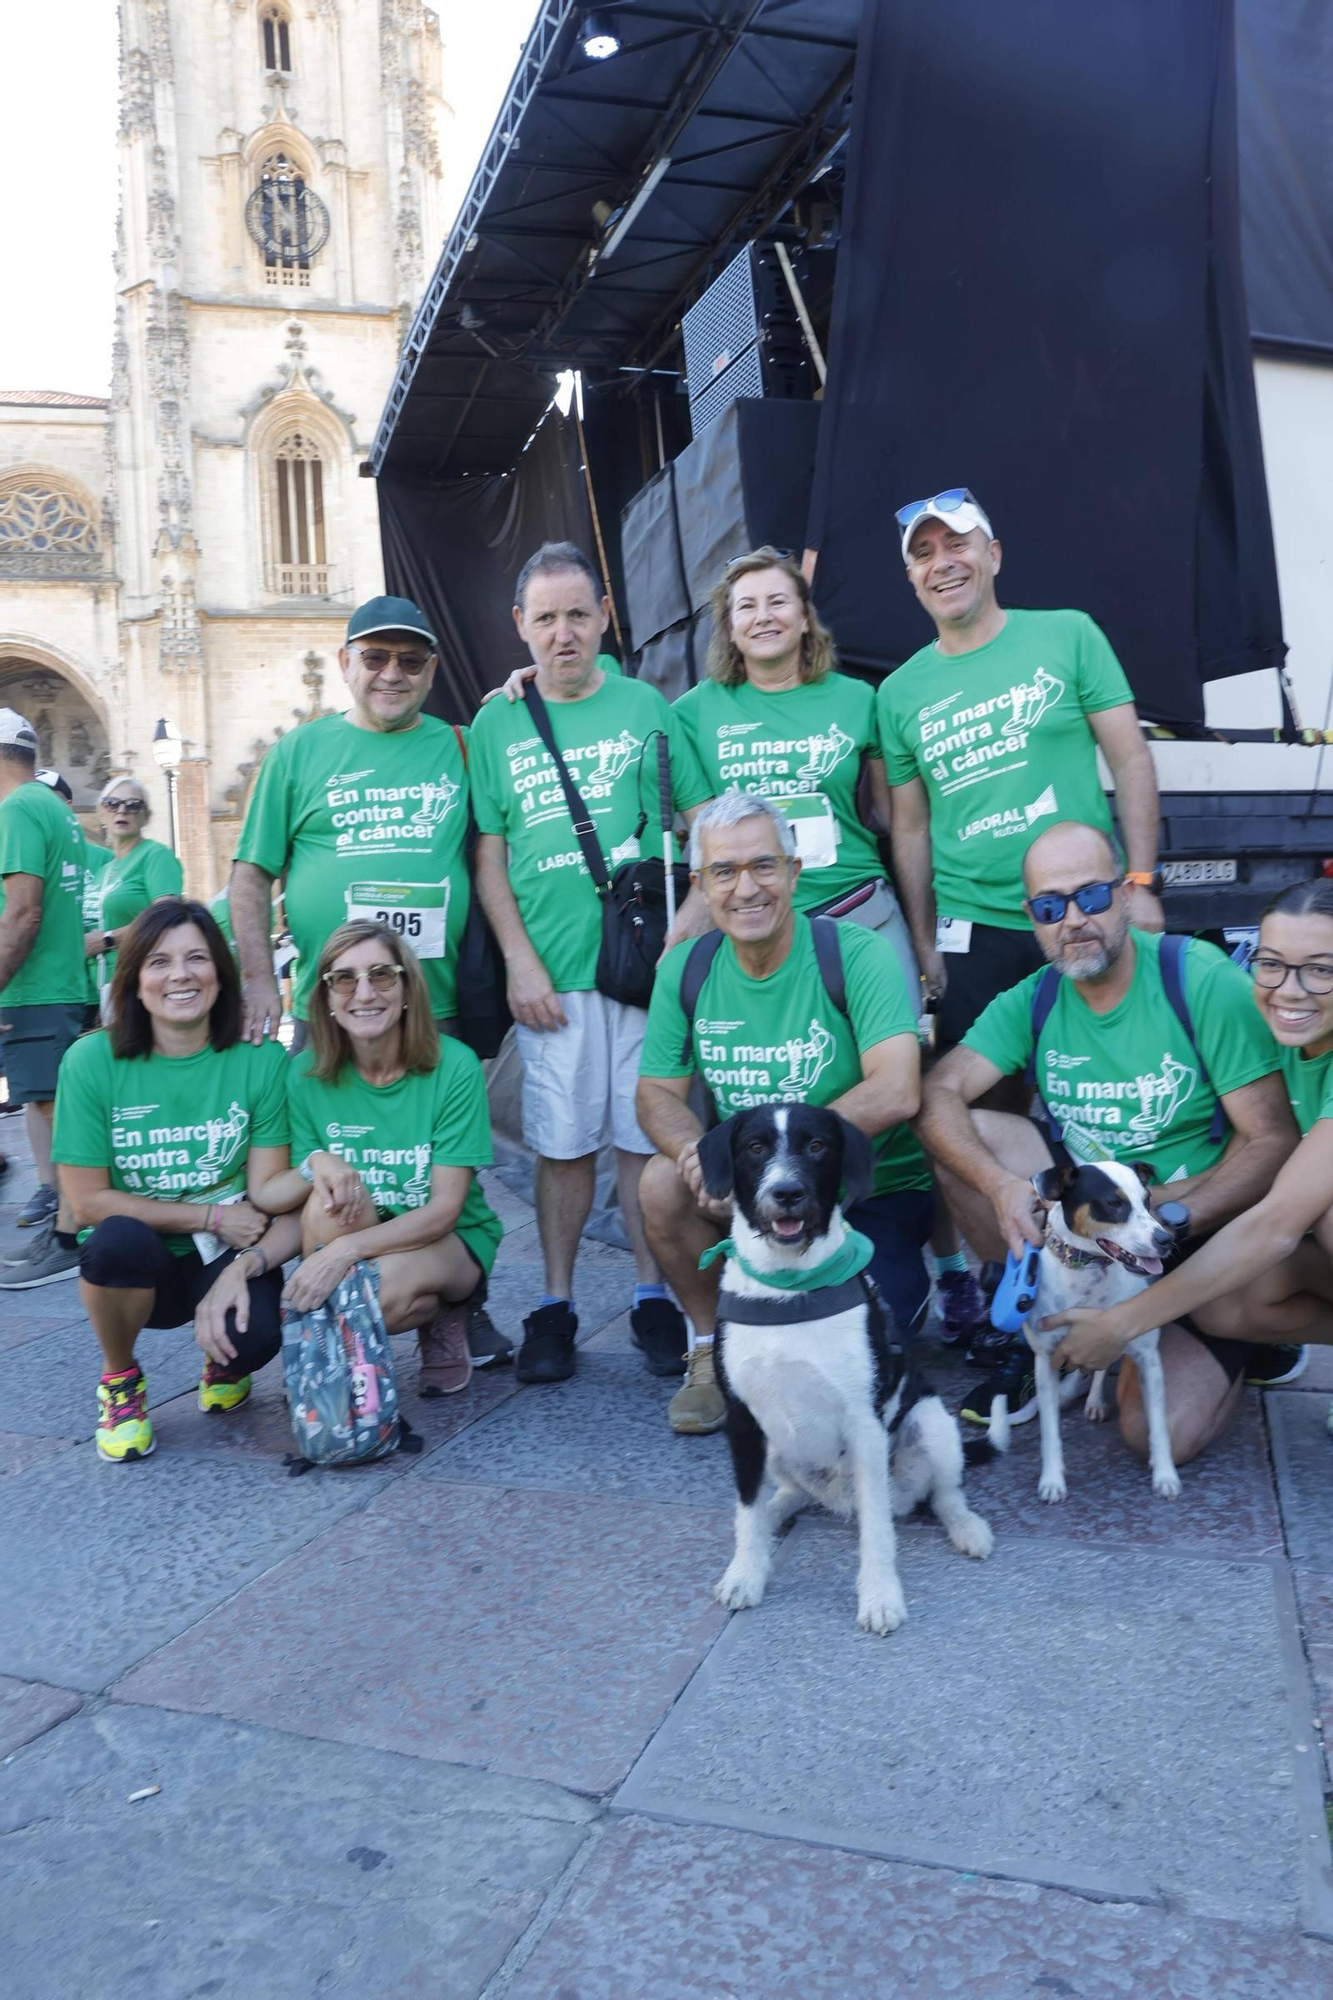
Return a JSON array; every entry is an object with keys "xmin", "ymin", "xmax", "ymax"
[{"xmin": 657, "ymin": 732, "xmax": 677, "ymax": 932}]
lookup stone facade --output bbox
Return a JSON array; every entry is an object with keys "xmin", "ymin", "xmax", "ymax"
[{"xmin": 0, "ymin": 0, "xmax": 449, "ymax": 887}]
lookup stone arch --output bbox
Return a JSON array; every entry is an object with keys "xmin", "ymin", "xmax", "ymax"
[
  {"xmin": 246, "ymin": 391, "xmax": 350, "ymax": 601},
  {"xmin": 242, "ymin": 122, "xmax": 318, "ymax": 183},
  {"xmin": 0, "ymin": 637, "xmax": 111, "ymax": 812}
]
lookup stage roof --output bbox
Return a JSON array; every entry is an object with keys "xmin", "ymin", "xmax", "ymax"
[{"xmin": 369, "ymin": 0, "xmax": 858, "ymax": 479}]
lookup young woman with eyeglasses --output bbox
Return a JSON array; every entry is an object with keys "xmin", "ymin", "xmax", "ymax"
[
  {"xmin": 1045, "ymin": 879, "xmax": 1333, "ymax": 1402},
  {"xmin": 83, "ymin": 775, "xmax": 183, "ymax": 1012},
  {"xmin": 263, "ymin": 921, "xmax": 502, "ymax": 1398}
]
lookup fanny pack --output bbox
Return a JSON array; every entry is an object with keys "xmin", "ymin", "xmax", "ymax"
[{"xmin": 522, "ymin": 682, "xmax": 689, "ymax": 1011}]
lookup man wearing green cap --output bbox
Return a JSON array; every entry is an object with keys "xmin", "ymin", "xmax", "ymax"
[{"xmin": 230, "ymin": 596, "xmax": 511, "ymax": 1372}]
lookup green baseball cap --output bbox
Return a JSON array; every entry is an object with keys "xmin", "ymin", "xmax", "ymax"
[{"xmin": 345, "ymin": 595, "xmax": 437, "ymax": 647}]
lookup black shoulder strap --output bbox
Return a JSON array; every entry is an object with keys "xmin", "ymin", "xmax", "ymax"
[
  {"xmin": 1158, "ymin": 933, "xmax": 1224, "ymax": 1142},
  {"xmin": 1024, "ymin": 964, "xmax": 1061, "ymax": 1095},
  {"xmin": 521, "ymin": 683, "xmax": 609, "ymax": 893},
  {"xmin": 679, "ymin": 929, "xmax": 726, "ymax": 1065},
  {"xmin": 809, "ymin": 916, "xmax": 848, "ymax": 1021}
]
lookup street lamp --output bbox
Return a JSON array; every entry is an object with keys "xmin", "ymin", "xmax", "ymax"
[{"xmin": 151, "ymin": 717, "xmax": 182, "ymax": 855}]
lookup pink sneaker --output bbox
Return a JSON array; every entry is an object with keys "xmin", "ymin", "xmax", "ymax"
[{"xmin": 417, "ymin": 1306, "xmax": 472, "ymax": 1397}]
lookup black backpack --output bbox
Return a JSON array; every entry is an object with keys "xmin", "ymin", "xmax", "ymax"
[{"xmin": 449, "ymin": 723, "xmax": 513, "ymax": 1061}]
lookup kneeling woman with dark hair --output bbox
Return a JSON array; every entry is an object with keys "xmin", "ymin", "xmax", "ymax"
[
  {"xmin": 260, "ymin": 921, "xmax": 502, "ymax": 1397},
  {"xmin": 53, "ymin": 897, "xmax": 303, "ymax": 1463}
]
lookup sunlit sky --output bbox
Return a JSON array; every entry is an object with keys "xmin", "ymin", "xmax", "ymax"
[{"xmin": 0, "ymin": 0, "xmax": 539, "ymax": 395}]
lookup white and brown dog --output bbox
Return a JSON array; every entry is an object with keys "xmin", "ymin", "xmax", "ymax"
[
  {"xmin": 699, "ymin": 1103, "xmax": 994, "ymax": 1636},
  {"xmin": 987, "ymin": 1159, "xmax": 1180, "ymax": 1501}
]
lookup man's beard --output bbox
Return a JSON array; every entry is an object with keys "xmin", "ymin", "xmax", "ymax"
[{"xmin": 1044, "ymin": 912, "xmax": 1129, "ymax": 981}]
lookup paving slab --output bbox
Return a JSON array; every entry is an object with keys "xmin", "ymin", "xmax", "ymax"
[
  {"xmin": 617, "ymin": 1525, "xmax": 1316, "ymax": 1926},
  {"xmin": 510, "ymin": 1815, "xmax": 1333, "ymax": 2000},
  {"xmin": 1, "ymin": 1704, "xmax": 593, "ymax": 2000},
  {"xmin": 422, "ymin": 1347, "xmax": 734, "ymax": 1509},
  {"xmin": 0, "ymin": 1318, "xmax": 202, "ymax": 1437},
  {"xmin": 1294, "ymin": 1566, "xmax": 1333, "ymax": 1789},
  {"xmin": 961, "ymin": 1386, "xmax": 1283, "ymax": 1559},
  {"xmin": 0, "ymin": 1280, "xmax": 89, "ymax": 1349},
  {"xmin": 483, "ymin": 1257, "xmax": 633, "ymax": 1348},
  {"xmin": 0, "ymin": 1429, "xmax": 76, "ymax": 1477},
  {"xmin": 0, "ymin": 1674, "xmax": 82, "ymax": 1759},
  {"xmin": 0, "ymin": 1441, "xmax": 407, "ymax": 1690},
  {"xmin": 116, "ymin": 1480, "xmax": 732, "ymax": 1793},
  {"xmin": 1268, "ymin": 1391, "xmax": 1333, "ymax": 1570}
]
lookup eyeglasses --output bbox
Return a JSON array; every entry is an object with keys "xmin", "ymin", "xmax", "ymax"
[
  {"xmin": 103, "ymin": 798, "xmax": 147, "ymax": 813},
  {"xmin": 1251, "ymin": 954, "xmax": 1333, "ymax": 996},
  {"xmin": 348, "ymin": 645, "xmax": 434, "ymax": 676},
  {"xmin": 322, "ymin": 962, "xmax": 405, "ymax": 995},
  {"xmin": 699, "ymin": 855, "xmax": 792, "ymax": 888},
  {"xmin": 894, "ymin": 487, "xmax": 977, "ymax": 530},
  {"xmin": 1025, "ymin": 879, "xmax": 1122, "ymax": 926},
  {"xmin": 723, "ymin": 549, "xmax": 794, "ymax": 576}
]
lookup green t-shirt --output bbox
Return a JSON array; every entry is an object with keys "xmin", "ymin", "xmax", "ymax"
[
  {"xmin": 83, "ymin": 837, "xmax": 183, "ymax": 990},
  {"xmin": 674, "ymin": 674, "xmax": 884, "ymax": 909},
  {"xmin": 876, "ymin": 608, "xmax": 1133, "ymax": 929},
  {"xmin": 964, "ymin": 930, "xmax": 1280, "ymax": 1181},
  {"xmin": 0, "ymin": 779, "xmax": 89, "ymax": 1006},
  {"xmin": 234, "ymin": 712, "xmax": 470, "ymax": 1022},
  {"xmin": 52, "ymin": 1032, "xmax": 290, "ymax": 1257},
  {"xmin": 640, "ymin": 915, "xmax": 931, "ymax": 1197},
  {"xmin": 287, "ymin": 1040, "xmax": 503, "ymax": 1276},
  {"xmin": 1279, "ymin": 1040, "xmax": 1333, "ymax": 1135},
  {"xmin": 468, "ymin": 673, "xmax": 711, "ymax": 994}
]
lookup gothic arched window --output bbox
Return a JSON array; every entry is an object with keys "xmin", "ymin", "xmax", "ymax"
[
  {"xmin": 261, "ymin": 4, "xmax": 292, "ymax": 75},
  {"xmin": 0, "ymin": 482, "xmax": 101, "ymax": 577},
  {"xmin": 267, "ymin": 432, "xmax": 328, "ymax": 597},
  {"xmin": 248, "ymin": 152, "xmax": 329, "ymax": 288}
]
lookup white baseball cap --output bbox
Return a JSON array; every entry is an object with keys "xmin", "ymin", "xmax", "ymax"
[
  {"xmin": 897, "ymin": 488, "xmax": 994, "ymax": 562},
  {"xmin": 0, "ymin": 708, "xmax": 38, "ymax": 753}
]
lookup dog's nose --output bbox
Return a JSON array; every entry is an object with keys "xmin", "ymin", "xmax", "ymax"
[{"xmin": 768, "ymin": 1180, "xmax": 805, "ymax": 1209}]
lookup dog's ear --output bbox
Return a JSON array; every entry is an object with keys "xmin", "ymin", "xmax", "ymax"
[
  {"xmin": 1034, "ymin": 1163, "xmax": 1075, "ymax": 1203},
  {"xmin": 1131, "ymin": 1159, "xmax": 1156, "ymax": 1190},
  {"xmin": 697, "ymin": 1118, "xmax": 737, "ymax": 1200},
  {"xmin": 837, "ymin": 1115, "xmax": 875, "ymax": 1210}
]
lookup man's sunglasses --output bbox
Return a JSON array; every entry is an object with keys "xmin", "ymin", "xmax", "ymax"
[
  {"xmin": 1025, "ymin": 879, "xmax": 1122, "ymax": 926},
  {"xmin": 348, "ymin": 645, "xmax": 433, "ymax": 676},
  {"xmin": 893, "ymin": 487, "xmax": 977, "ymax": 530},
  {"xmin": 323, "ymin": 962, "xmax": 405, "ymax": 995}
]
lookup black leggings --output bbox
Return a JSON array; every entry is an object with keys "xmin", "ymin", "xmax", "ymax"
[{"xmin": 80, "ymin": 1216, "xmax": 284, "ymax": 1375}]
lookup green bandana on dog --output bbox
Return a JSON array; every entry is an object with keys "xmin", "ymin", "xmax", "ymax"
[{"xmin": 699, "ymin": 1226, "xmax": 875, "ymax": 1293}]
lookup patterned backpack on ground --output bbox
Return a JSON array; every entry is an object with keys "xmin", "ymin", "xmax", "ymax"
[{"xmin": 281, "ymin": 1261, "xmax": 414, "ymax": 1471}]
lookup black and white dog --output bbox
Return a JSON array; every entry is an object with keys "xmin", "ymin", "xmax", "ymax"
[
  {"xmin": 987, "ymin": 1159, "xmax": 1179, "ymax": 1502},
  {"xmin": 699, "ymin": 1103, "xmax": 993, "ymax": 1636}
]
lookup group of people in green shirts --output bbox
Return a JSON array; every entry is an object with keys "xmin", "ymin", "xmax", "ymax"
[{"xmin": 4, "ymin": 484, "xmax": 1333, "ymax": 1478}]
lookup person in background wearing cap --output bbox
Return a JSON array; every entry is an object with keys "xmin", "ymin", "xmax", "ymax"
[
  {"xmin": 81, "ymin": 774, "xmax": 183, "ymax": 1020},
  {"xmin": 0, "ymin": 710, "xmax": 90, "ymax": 1287},
  {"xmin": 876, "ymin": 489, "xmax": 1164, "ymax": 1362},
  {"xmin": 229, "ymin": 595, "xmax": 512, "ymax": 1376}
]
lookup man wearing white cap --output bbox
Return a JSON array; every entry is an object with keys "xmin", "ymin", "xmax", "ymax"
[
  {"xmin": 878, "ymin": 488, "xmax": 1162, "ymax": 1058},
  {"xmin": 0, "ymin": 708, "xmax": 89, "ymax": 1288}
]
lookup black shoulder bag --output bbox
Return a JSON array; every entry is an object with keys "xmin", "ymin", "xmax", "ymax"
[{"xmin": 521, "ymin": 683, "xmax": 690, "ymax": 1011}]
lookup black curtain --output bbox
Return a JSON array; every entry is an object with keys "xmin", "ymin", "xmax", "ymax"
[
  {"xmin": 807, "ymin": 0, "xmax": 1285, "ymax": 729},
  {"xmin": 1237, "ymin": 0, "xmax": 1333, "ymax": 357}
]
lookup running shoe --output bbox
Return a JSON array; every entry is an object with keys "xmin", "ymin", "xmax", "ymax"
[
  {"xmin": 960, "ymin": 1346, "xmax": 1039, "ymax": 1428},
  {"xmin": 1243, "ymin": 1343, "xmax": 1308, "ymax": 1388},
  {"xmin": 96, "ymin": 1368, "xmax": 155, "ymax": 1462},
  {"xmin": 198, "ymin": 1362, "xmax": 253, "ymax": 1413}
]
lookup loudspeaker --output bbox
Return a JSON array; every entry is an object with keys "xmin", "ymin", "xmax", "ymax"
[{"xmin": 682, "ymin": 241, "xmax": 815, "ymax": 435}]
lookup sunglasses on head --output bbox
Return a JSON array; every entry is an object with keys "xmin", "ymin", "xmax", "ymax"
[
  {"xmin": 723, "ymin": 548, "xmax": 795, "ymax": 576},
  {"xmin": 894, "ymin": 487, "xmax": 978, "ymax": 531},
  {"xmin": 1025, "ymin": 879, "xmax": 1122, "ymax": 926}
]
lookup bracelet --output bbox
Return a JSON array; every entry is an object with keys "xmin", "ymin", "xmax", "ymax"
[
  {"xmin": 296, "ymin": 1154, "xmax": 317, "ymax": 1185},
  {"xmin": 248, "ymin": 1242, "xmax": 267, "ymax": 1279}
]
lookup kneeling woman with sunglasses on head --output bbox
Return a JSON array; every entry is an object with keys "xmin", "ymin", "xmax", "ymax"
[
  {"xmin": 260, "ymin": 922, "xmax": 502, "ymax": 1397},
  {"xmin": 1045, "ymin": 879, "xmax": 1333, "ymax": 1403}
]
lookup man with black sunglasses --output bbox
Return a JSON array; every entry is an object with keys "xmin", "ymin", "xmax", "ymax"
[
  {"xmin": 877, "ymin": 490, "xmax": 1164, "ymax": 1064},
  {"xmin": 918, "ymin": 820, "xmax": 1301, "ymax": 1467}
]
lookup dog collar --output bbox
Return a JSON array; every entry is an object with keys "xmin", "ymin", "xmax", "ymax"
[
  {"xmin": 1045, "ymin": 1232, "xmax": 1111, "ymax": 1272},
  {"xmin": 717, "ymin": 1275, "xmax": 876, "ymax": 1325},
  {"xmin": 700, "ymin": 1226, "xmax": 875, "ymax": 1293}
]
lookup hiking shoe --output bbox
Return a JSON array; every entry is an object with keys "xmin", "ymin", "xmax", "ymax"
[
  {"xmin": 669, "ymin": 1342, "xmax": 726, "ymax": 1435},
  {"xmin": 97, "ymin": 1368, "xmax": 155, "ymax": 1462},
  {"xmin": 960, "ymin": 1347, "xmax": 1039, "ymax": 1427},
  {"xmin": 936, "ymin": 1268, "xmax": 989, "ymax": 1346},
  {"xmin": 198, "ymin": 1362, "xmax": 253, "ymax": 1413},
  {"xmin": 418, "ymin": 1306, "xmax": 473, "ymax": 1397},
  {"xmin": 465, "ymin": 1299, "xmax": 513, "ymax": 1368},
  {"xmin": 16, "ymin": 1183, "xmax": 57, "ymax": 1229},
  {"xmin": 631, "ymin": 1296, "xmax": 689, "ymax": 1377},
  {"xmin": 965, "ymin": 1318, "xmax": 1017, "ymax": 1368},
  {"xmin": 1243, "ymin": 1343, "xmax": 1308, "ymax": 1388},
  {"xmin": 0, "ymin": 1228, "xmax": 80, "ymax": 1289},
  {"xmin": 516, "ymin": 1302, "xmax": 578, "ymax": 1384}
]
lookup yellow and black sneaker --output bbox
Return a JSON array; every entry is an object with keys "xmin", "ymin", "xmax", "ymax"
[
  {"xmin": 1243, "ymin": 1343, "xmax": 1308, "ymax": 1388},
  {"xmin": 96, "ymin": 1367, "xmax": 155, "ymax": 1462},
  {"xmin": 198, "ymin": 1361, "xmax": 253, "ymax": 1413}
]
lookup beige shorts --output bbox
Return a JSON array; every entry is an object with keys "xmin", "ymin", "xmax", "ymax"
[{"xmin": 515, "ymin": 988, "xmax": 653, "ymax": 1159}]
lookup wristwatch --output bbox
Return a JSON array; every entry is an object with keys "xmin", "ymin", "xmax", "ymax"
[
  {"xmin": 103, "ymin": 931, "xmax": 116, "ymax": 953},
  {"xmin": 1125, "ymin": 871, "xmax": 1164, "ymax": 895}
]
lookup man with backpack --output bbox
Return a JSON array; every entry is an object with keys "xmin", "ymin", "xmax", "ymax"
[
  {"xmin": 636, "ymin": 791, "xmax": 933, "ymax": 1435},
  {"xmin": 918, "ymin": 818, "xmax": 1302, "ymax": 1464}
]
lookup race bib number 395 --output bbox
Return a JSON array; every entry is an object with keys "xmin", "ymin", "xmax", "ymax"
[{"xmin": 345, "ymin": 880, "xmax": 448, "ymax": 958}]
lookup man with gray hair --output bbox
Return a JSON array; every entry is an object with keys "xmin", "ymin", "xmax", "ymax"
[{"xmin": 637, "ymin": 790, "xmax": 933, "ymax": 1434}]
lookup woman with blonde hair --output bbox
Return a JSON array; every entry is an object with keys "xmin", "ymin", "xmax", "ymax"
[
  {"xmin": 83, "ymin": 774, "xmax": 183, "ymax": 1011},
  {"xmin": 261, "ymin": 920, "xmax": 502, "ymax": 1397}
]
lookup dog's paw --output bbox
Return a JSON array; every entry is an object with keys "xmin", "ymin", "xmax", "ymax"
[
  {"xmin": 856, "ymin": 1579, "xmax": 907, "ymax": 1634},
  {"xmin": 949, "ymin": 1511, "xmax": 994, "ymax": 1560},
  {"xmin": 1152, "ymin": 1467, "xmax": 1182, "ymax": 1500},
  {"xmin": 1037, "ymin": 1473, "xmax": 1068, "ymax": 1504},
  {"xmin": 1083, "ymin": 1393, "xmax": 1109, "ymax": 1423},
  {"xmin": 715, "ymin": 1563, "xmax": 767, "ymax": 1611}
]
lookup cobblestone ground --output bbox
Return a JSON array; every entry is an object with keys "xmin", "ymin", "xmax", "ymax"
[{"xmin": 4, "ymin": 1106, "xmax": 1333, "ymax": 1997}]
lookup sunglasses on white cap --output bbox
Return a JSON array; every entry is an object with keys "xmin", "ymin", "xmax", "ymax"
[{"xmin": 896, "ymin": 488, "xmax": 994, "ymax": 559}]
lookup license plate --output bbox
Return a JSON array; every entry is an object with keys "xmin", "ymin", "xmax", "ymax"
[{"xmin": 1161, "ymin": 859, "xmax": 1237, "ymax": 887}]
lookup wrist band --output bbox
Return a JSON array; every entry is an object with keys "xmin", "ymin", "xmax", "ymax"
[
  {"xmin": 297, "ymin": 1154, "xmax": 316, "ymax": 1185},
  {"xmin": 249, "ymin": 1243, "xmax": 267, "ymax": 1279}
]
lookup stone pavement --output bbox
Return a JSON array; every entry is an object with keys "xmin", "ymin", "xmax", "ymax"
[{"xmin": 4, "ymin": 1111, "xmax": 1333, "ymax": 1998}]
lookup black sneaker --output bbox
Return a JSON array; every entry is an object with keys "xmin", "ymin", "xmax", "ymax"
[
  {"xmin": 630, "ymin": 1297, "xmax": 688, "ymax": 1377},
  {"xmin": 516, "ymin": 1303, "xmax": 579, "ymax": 1384},
  {"xmin": 935, "ymin": 1269, "xmax": 990, "ymax": 1347},
  {"xmin": 466, "ymin": 1300, "xmax": 514, "ymax": 1368},
  {"xmin": 960, "ymin": 1346, "xmax": 1039, "ymax": 1427},
  {"xmin": 1243, "ymin": 1343, "xmax": 1308, "ymax": 1388},
  {"xmin": 965, "ymin": 1318, "xmax": 1016, "ymax": 1368}
]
